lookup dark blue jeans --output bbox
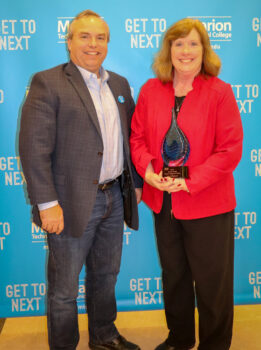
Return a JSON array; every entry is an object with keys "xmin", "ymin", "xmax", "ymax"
[{"xmin": 47, "ymin": 182, "xmax": 124, "ymax": 350}]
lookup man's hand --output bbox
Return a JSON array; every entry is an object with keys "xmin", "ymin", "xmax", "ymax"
[
  {"xmin": 40, "ymin": 204, "xmax": 64, "ymax": 235},
  {"xmin": 135, "ymin": 188, "xmax": 143, "ymax": 204}
]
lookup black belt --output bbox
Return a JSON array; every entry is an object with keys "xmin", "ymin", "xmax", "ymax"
[{"xmin": 98, "ymin": 177, "xmax": 119, "ymax": 191}]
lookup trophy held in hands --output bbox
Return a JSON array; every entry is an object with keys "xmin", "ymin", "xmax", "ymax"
[{"xmin": 161, "ymin": 107, "xmax": 190, "ymax": 178}]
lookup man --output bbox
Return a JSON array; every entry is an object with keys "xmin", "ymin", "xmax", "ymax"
[{"xmin": 19, "ymin": 10, "xmax": 142, "ymax": 350}]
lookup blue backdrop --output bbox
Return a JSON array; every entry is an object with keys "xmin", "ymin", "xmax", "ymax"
[{"xmin": 0, "ymin": 0, "xmax": 261, "ymax": 317}]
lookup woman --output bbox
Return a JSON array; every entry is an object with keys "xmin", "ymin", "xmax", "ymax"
[{"xmin": 130, "ymin": 18, "xmax": 243, "ymax": 350}]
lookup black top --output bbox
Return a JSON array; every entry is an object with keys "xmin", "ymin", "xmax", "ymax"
[{"xmin": 174, "ymin": 95, "xmax": 186, "ymax": 116}]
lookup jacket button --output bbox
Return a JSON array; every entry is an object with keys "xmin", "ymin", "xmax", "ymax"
[
  {"xmin": 93, "ymin": 180, "xmax": 98, "ymax": 184},
  {"xmin": 98, "ymin": 151, "xmax": 103, "ymax": 156}
]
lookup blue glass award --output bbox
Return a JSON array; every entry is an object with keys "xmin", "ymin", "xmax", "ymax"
[{"xmin": 161, "ymin": 107, "xmax": 190, "ymax": 178}]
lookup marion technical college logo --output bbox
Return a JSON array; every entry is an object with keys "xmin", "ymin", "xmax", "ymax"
[
  {"xmin": 57, "ymin": 17, "xmax": 73, "ymax": 43},
  {"xmin": 189, "ymin": 16, "xmax": 232, "ymax": 50},
  {"xmin": 31, "ymin": 223, "xmax": 48, "ymax": 250}
]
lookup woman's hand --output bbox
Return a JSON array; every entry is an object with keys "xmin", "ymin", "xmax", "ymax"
[
  {"xmin": 144, "ymin": 163, "xmax": 189, "ymax": 193},
  {"xmin": 145, "ymin": 170, "xmax": 165, "ymax": 190},
  {"xmin": 166, "ymin": 178, "xmax": 189, "ymax": 193},
  {"xmin": 144, "ymin": 163, "xmax": 172, "ymax": 191}
]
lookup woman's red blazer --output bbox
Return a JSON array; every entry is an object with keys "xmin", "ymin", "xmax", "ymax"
[{"xmin": 130, "ymin": 75, "xmax": 243, "ymax": 219}]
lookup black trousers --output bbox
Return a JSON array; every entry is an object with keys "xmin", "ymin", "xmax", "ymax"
[{"xmin": 154, "ymin": 193, "xmax": 234, "ymax": 350}]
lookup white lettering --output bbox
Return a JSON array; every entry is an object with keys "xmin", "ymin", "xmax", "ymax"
[
  {"xmin": 0, "ymin": 237, "xmax": 5, "ymax": 250},
  {"xmin": 257, "ymin": 33, "xmax": 261, "ymax": 47},
  {"xmin": 234, "ymin": 212, "xmax": 240, "ymax": 225},
  {"xmin": 254, "ymin": 286, "xmax": 261, "ymax": 298},
  {"xmin": 125, "ymin": 18, "xmax": 148, "ymax": 33},
  {"xmin": 6, "ymin": 284, "xmax": 29, "ymax": 298},
  {"xmin": 202, "ymin": 19, "xmax": 232, "ymax": 32},
  {"xmin": 249, "ymin": 272, "xmax": 261, "ymax": 285},
  {"xmin": 57, "ymin": 20, "xmax": 70, "ymax": 34},
  {"xmin": 5, "ymin": 171, "xmax": 25, "ymax": 185},
  {"xmin": 20, "ymin": 19, "xmax": 36, "ymax": 34},
  {"xmin": 134, "ymin": 291, "xmax": 163, "ymax": 305},
  {"xmin": 234, "ymin": 226, "xmax": 251, "ymax": 239},
  {"xmin": 252, "ymin": 18, "xmax": 261, "ymax": 32},
  {"xmin": 245, "ymin": 84, "xmax": 259, "ymax": 98},
  {"xmin": 237, "ymin": 99, "xmax": 254, "ymax": 113},
  {"xmin": 11, "ymin": 297, "xmax": 41, "ymax": 312},
  {"xmin": 124, "ymin": 230, "xmax": 131, "ymax": 245},
  {"xmin": 243, "ymin": 212, "xmax": 256, "ymax": 225},
  {"xmin": 0, "ymin": 222, "xmax": 10, "ymax": 235},
  {"xmin": 32, "ymin": 223, "xmax": 45, "ymax": 234},
  {"xmin": 251, "ymin": 149, "xmax": 261, "ymax": 162},
  {"xmin": 255, "ymin": 164, "xmax": 261, "ymax": 176},
  {"xmin": 231, "ymin": 85, "xmax": 242, "ymax": 98},
  {"xmin": 130, "ymin": 34, "xmax": 161, "ymax": 48},
  {"xmin": 0, "ymin": 35, "xmax": 30, "ymax": 50},
  {"xmin": 0, "ymin": 20, "xmax": 17, "ymax": 34},
  {"xmin": 31, "ymin": 283, "xmax": 46, "ymax": 296},
  {"xmin": 151, "ymin": 18, "xmax": 166, "ymax": 32}
]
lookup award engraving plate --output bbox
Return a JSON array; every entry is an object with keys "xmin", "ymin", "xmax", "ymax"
[{"xmin": 163, "ymin": 165, "xmax": 189, "ymax": 178}]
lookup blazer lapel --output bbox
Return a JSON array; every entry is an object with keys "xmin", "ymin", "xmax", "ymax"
[{"xmin": 64, "ymin": 61, "xmax": 102, "ymax": 138}]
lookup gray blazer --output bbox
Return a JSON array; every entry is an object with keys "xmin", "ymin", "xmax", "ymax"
[{"xmin": 19, "ymin": 61, "xmax": 140, "ymax": 236}]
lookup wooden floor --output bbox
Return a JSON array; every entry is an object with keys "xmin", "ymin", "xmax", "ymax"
[{"xmin": 0, "ymin": 305, "xmax": 261, "ymax": 349}]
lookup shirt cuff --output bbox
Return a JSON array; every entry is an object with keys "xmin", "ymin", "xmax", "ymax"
[{"xmin": 38, "ymin": 200, "xmax": 58, "ymax": 211}]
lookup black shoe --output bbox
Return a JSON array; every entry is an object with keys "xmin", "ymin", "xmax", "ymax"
[
  {"xmin": 89, "ymin": 335, "xmax": 141, "ymax": 350},
  {"xmin": 155, "ymin": 340, "xmax": 193, "ymax": 350}
]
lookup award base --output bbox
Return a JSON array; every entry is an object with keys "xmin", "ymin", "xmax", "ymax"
[{"xmin": 163, "ymin": 165, "xmax": 189, "ymax": 178}]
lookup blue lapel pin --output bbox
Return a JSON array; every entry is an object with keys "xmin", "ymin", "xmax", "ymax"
[{"xmin": 118, "ymin": 95, "xmax": 125, "ymax": 103}]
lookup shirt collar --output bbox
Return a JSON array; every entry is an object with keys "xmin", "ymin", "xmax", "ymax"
[{"xmin": 76, "ymin": 65, "xmax": 109, "ymax": 86}]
